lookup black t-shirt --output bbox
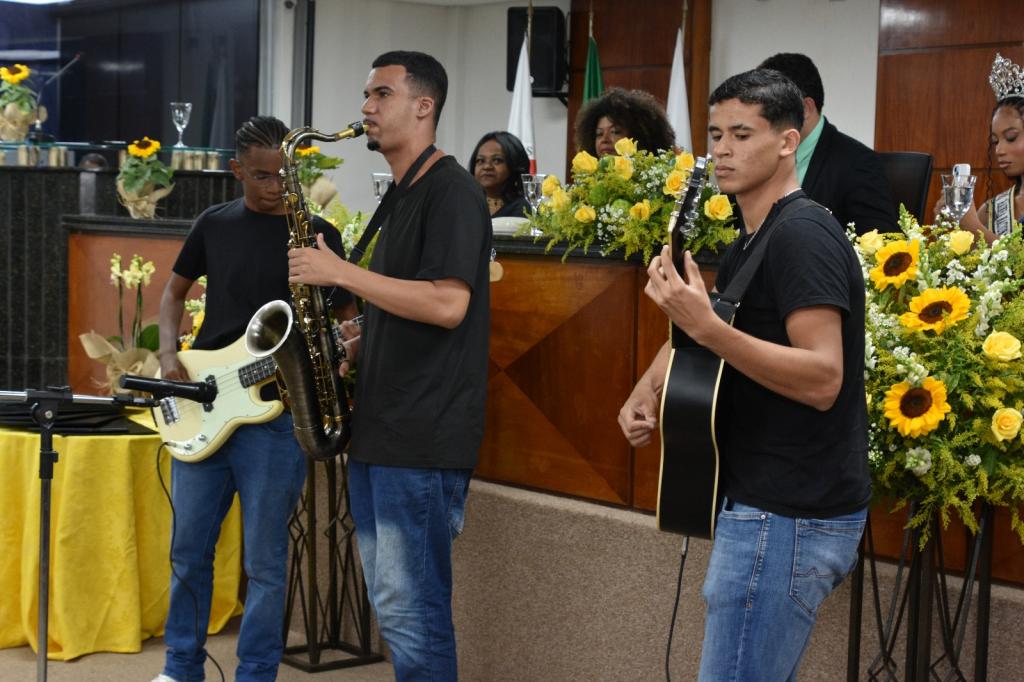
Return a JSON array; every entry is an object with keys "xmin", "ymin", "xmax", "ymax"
[
  {"xmin": 173, "ymin": 198, "xmax": 351, "ymax": 351},
  {"xmin": 713, "ymin": 191, "xmax": 871, "ymax": 518},
  {"xmin": 350, "ymin": 156, "xmax": 491, "ymax": 470}
]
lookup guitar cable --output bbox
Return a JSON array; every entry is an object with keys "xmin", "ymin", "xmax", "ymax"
[
  {"xmin": 155, "ymin": 443, "xmax": 227, "ymax": 682},
  {"xmin": 665, "ymin": 536, "xmax": 689, "ymax": 682}
]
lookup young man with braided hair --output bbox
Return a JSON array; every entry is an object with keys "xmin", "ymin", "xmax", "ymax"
[{"xmin": 153, "ymin": 115, "xmax": 356, "ymax": 682}]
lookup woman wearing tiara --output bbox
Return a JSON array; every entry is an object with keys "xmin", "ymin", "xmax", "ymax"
[{"xmin": 944, "ymin": 53, "xmax": 1024, "ymax": 242}]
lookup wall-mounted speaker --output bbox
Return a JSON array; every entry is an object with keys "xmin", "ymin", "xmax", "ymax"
[{"xmin": 506, "ymin": 6, "xmax": 567, "ymax": 96}]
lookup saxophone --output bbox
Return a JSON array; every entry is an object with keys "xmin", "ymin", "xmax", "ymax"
[{"xmin": 244, "ymin": 121, "xmax": 365, "ymax": 460}]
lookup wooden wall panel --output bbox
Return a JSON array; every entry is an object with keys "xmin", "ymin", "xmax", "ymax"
[
  {"xmin": 67, "ymin": 233, "xmax": 200, "ymax": 393},
  {"xmin": 565, "ymin": 0, "xmax": 712, "ymax": 177},
  {"xmin": 879, "ymin": 0, "xmax": 1024, "ymax": 52},
  {"xmin": 478, "ymin": 255, "xmax": 637, "ymax": 505}
]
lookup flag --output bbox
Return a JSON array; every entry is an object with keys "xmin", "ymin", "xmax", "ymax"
[
  {"xmin": 666, "ymin": 27, "xmax": 691, "ymax": 151},
  {"xmin": 583, "ymin": 35, "xmax": 603, "ymax": 103},
  {"xmin": 508, "ymin": 34, "xmax": 536, "ymax": 173}
]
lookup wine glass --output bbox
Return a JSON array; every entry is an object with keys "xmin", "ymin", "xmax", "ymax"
[
  {"xmin": 170, "ymin": 102, "xmax": 192, "ymax": 148},
  {"xmin": 941, "ymin": 173, "xmax": 976, "ymax": 221},
  {"xmin": 371, "ymin": 172, "xmax": 393, "ymax": 203},
  {"xmin": 521, "ymin": 173, "xmax": 547, "ymax": 213}
]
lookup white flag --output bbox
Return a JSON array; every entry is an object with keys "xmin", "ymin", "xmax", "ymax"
[
  {"xmin": 666, "ymin": 27, "xmax": 691, "ymax": 151},
  {"xmin": 508, "ymin": 35, "xmax": 536, "ymax": 173}
]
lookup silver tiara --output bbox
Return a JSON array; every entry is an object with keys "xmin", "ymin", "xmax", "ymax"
[{"xmin": 990, "ymin": 53, "xmax": 1024, "ymax": 102}]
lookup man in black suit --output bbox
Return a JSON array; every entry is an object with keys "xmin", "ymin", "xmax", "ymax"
[{"xmin": 759, "ymin": 52, "xmax": 898, "ymax": 234}]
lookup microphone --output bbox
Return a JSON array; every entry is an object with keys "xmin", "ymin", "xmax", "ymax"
[
  {"xmin": 953, "ymin": 163, "xmax": 972, "ymax": 186},
  {"xmin": 119, "ymin": 375, "xmax": 218, "ymax": 404}
]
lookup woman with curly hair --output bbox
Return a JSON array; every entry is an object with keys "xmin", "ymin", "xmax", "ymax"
[
  {"xmin": 574, "ymin": 87, "xmax": 676, "ymax": 157},
  {"xmin": 467, "ymin": 130, "xmax": 531, "ymax": 217}
]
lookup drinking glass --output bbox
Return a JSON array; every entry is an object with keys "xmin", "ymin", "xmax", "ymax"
[
  {"xmin": 941, "ymin": 173, "xmax": 976, "ymax": 221},
  {"xmin": 371, "ymin": 172, "xmax": 393, "ymax": 202},
  {"xmin": 170, "ymin": 102, "xmax": 192, "ymax": 148},
  {"xmin": 521, "ymin": 173, "xmax": 547, "ymax": 213}
]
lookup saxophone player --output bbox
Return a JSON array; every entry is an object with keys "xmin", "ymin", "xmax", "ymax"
[
  {"xmin": 153, "ymin": 116, "xmax": 357, "ymax": 682},
  {"xmin": 288, "ymin": 51, "xmax": 491, "ymax": 680}
]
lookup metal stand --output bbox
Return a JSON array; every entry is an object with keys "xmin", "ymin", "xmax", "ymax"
[
  {"xmin": 280, "ymin": 456, "xmax": 382, "ymax": 672},
  {"xmin": 0, "ymin": 387, "xmax": 156, "ymax": 682},
  {"xmin": 847, "ymin": 503, "xmax": 994, "ymax": 681}
]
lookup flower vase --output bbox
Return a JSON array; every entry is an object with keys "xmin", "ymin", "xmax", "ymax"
[
  {"xmin": 79, "ymin": 331, "xmax": 161, "ymax": 396},
  {"xmin": 0, "ymin": 103, "xmax": 38, "ymax": 142},
  {"xmin": 116, "ymin": 178, "xmax": 174, "ymax": 219}
]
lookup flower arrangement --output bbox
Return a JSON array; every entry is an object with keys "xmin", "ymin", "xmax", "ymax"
[
  {"xmin": 525, "ymin": 137, "xmax": 737, "ymax": 262},
  {"xmin": 109, "ymin": 253, "xmax": 159, "ymax": 351},
  {"xmin": 79, "ymin": 253, "xmax": 161, "ymax": 392},
  {"xmin": 857, "ymin": 207, "xmax": 1024, "ymax": 544},
  {"xmin": 0, "ymin": 63, "xmax": 46, "ymax": 142},
  {"xmin": 316, "ymin": 198, "xmax": 374, "ymax": 268},
  {"xmin": 295, "ymin": 144, "xmax": 343, "ymax": 188},
  {"xmin": 178, "ymin": 276, "xmax": 208, "ymax": 351},
  {"xmin": 117, "ymin": 136, "xmax": 175, "ymax": 219}
]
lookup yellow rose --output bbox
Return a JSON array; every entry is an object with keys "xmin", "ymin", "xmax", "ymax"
[
  {"xmin": 948, "ymin": 230, "xmax": 975, "ymax": 256},
  {"xmin": 612, "ymin": 155, "xmax": 633, "ymax": 180},
  {"xmin": 991, "ymin": 407, "xmax": 1023, "ymax": 441},
  {"xmin": 663, "ymin": 170, "xmax": 685, "ymax": 196},
  {"xmin": 550, "ymin": 188, "xmax": 570, "ymax": 211},
  {"xmin": 613, "ymin": 137, "xmax": 638, "ymax": 157},
  {"xmin": 857, "ymin": 229, "xmax": 885, "ymax": 256},
  {"xmin": 982, "ymin": 331, "xmax": 1022, "ymax": 361},
  {"xmin": 703, "ymin": 194, "xmax": 733, "ymax": 221},
  {"xmin": 574, "ymin": 205, "xmax": 596, "ymax": 223},
  {"xmin": 629, "ymin": 199, "xmax": 651, "ymax": 221},
  {"xmin": 675, "ymin": 152, "xmax": 695, "ymax": 171},
  {"xmin": 541, "ymin": 175, "xmax": 560, "ymax": 197},
  {"xmin": 572, "ymin": 151, "xmax": 599, "ymax": 174}
]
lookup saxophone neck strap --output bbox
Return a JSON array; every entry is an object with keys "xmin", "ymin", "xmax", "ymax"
[{"xmin": 350, "ymin": 144, "xmax": 437, "ymax": 263}]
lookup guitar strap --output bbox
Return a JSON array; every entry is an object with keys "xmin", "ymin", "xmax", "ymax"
[
  {"xmin": 717, "ymin": 194, "xmax": 818, "ymax": 306},
  {"xmin": 349, "ymin": 144, "xmax": 438, "ymax": 263}
]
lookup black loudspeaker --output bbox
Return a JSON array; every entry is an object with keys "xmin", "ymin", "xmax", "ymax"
[{"xmin": 506, "ymin": 6, "xmax": 567, "ymax": 95}]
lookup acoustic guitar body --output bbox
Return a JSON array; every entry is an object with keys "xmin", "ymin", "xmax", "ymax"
[{"xmin": 656, "ymin": 299, "xmax": 735, "ymax": 539}]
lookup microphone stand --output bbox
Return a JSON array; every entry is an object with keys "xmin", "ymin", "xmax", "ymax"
[
  {"xmin": 25, "ymin": 52, "xmax": 83, "ymax": 145},
  {"xmin": 0, "ymin": 386, "xmax": 156, "ymax": 682}
]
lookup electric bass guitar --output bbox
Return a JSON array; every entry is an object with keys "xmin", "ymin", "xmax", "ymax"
[
  {"xmin": 153, "ymin": 334, "xmax": 282, "ymax": 463},
  {"xmin": 656, "ymin": 156, "xmax": 736, "ymax": 539}
]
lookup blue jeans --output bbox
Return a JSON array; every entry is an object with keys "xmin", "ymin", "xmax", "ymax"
[
  {"xmin": 347, "ymin": 459, "xmax": 472, "ymax": 682},
  {"xmin": 163, "ymin": 414, "xmax": 306, "ymax": 682},
  {"xmin": 698, "ymin": 499, "xmax": 866, "ymax": 682}
]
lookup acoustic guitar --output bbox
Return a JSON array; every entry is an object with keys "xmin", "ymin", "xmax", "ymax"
[{"xmin": 655, "ymin": 157, "xmax": 737, "ymax": 539}]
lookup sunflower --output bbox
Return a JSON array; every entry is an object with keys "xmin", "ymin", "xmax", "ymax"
[
  {"xmin": 899, "ymin": 287, "xmax": 971, "ymax": 333},
  {"xmin": 127, "ymin": 136, "xmax": 161, "ymax": 159},
  {"xmin": 0, "ymin": 64, "xmax": 30, "ymax": 85},
  {"xmin": 869, "ymin": 239, "xmax": 919, "ymax": 291},
  {"xmin": 883, "ymin": 376, "xmax": 951, "ymax": 437},
  {"xmin": 296, "ymin": 145, "xmax": 320, "ymax": 157}
]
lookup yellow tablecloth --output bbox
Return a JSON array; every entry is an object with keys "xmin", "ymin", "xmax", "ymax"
[{"xmin": 0, "ymin": 411, "xmax": 243, "ymax": 660}]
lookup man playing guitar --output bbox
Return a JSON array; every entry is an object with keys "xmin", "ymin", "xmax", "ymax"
[{"xmin": 618, "ymin": 69, "xmax": 870, "ymax": 680}]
